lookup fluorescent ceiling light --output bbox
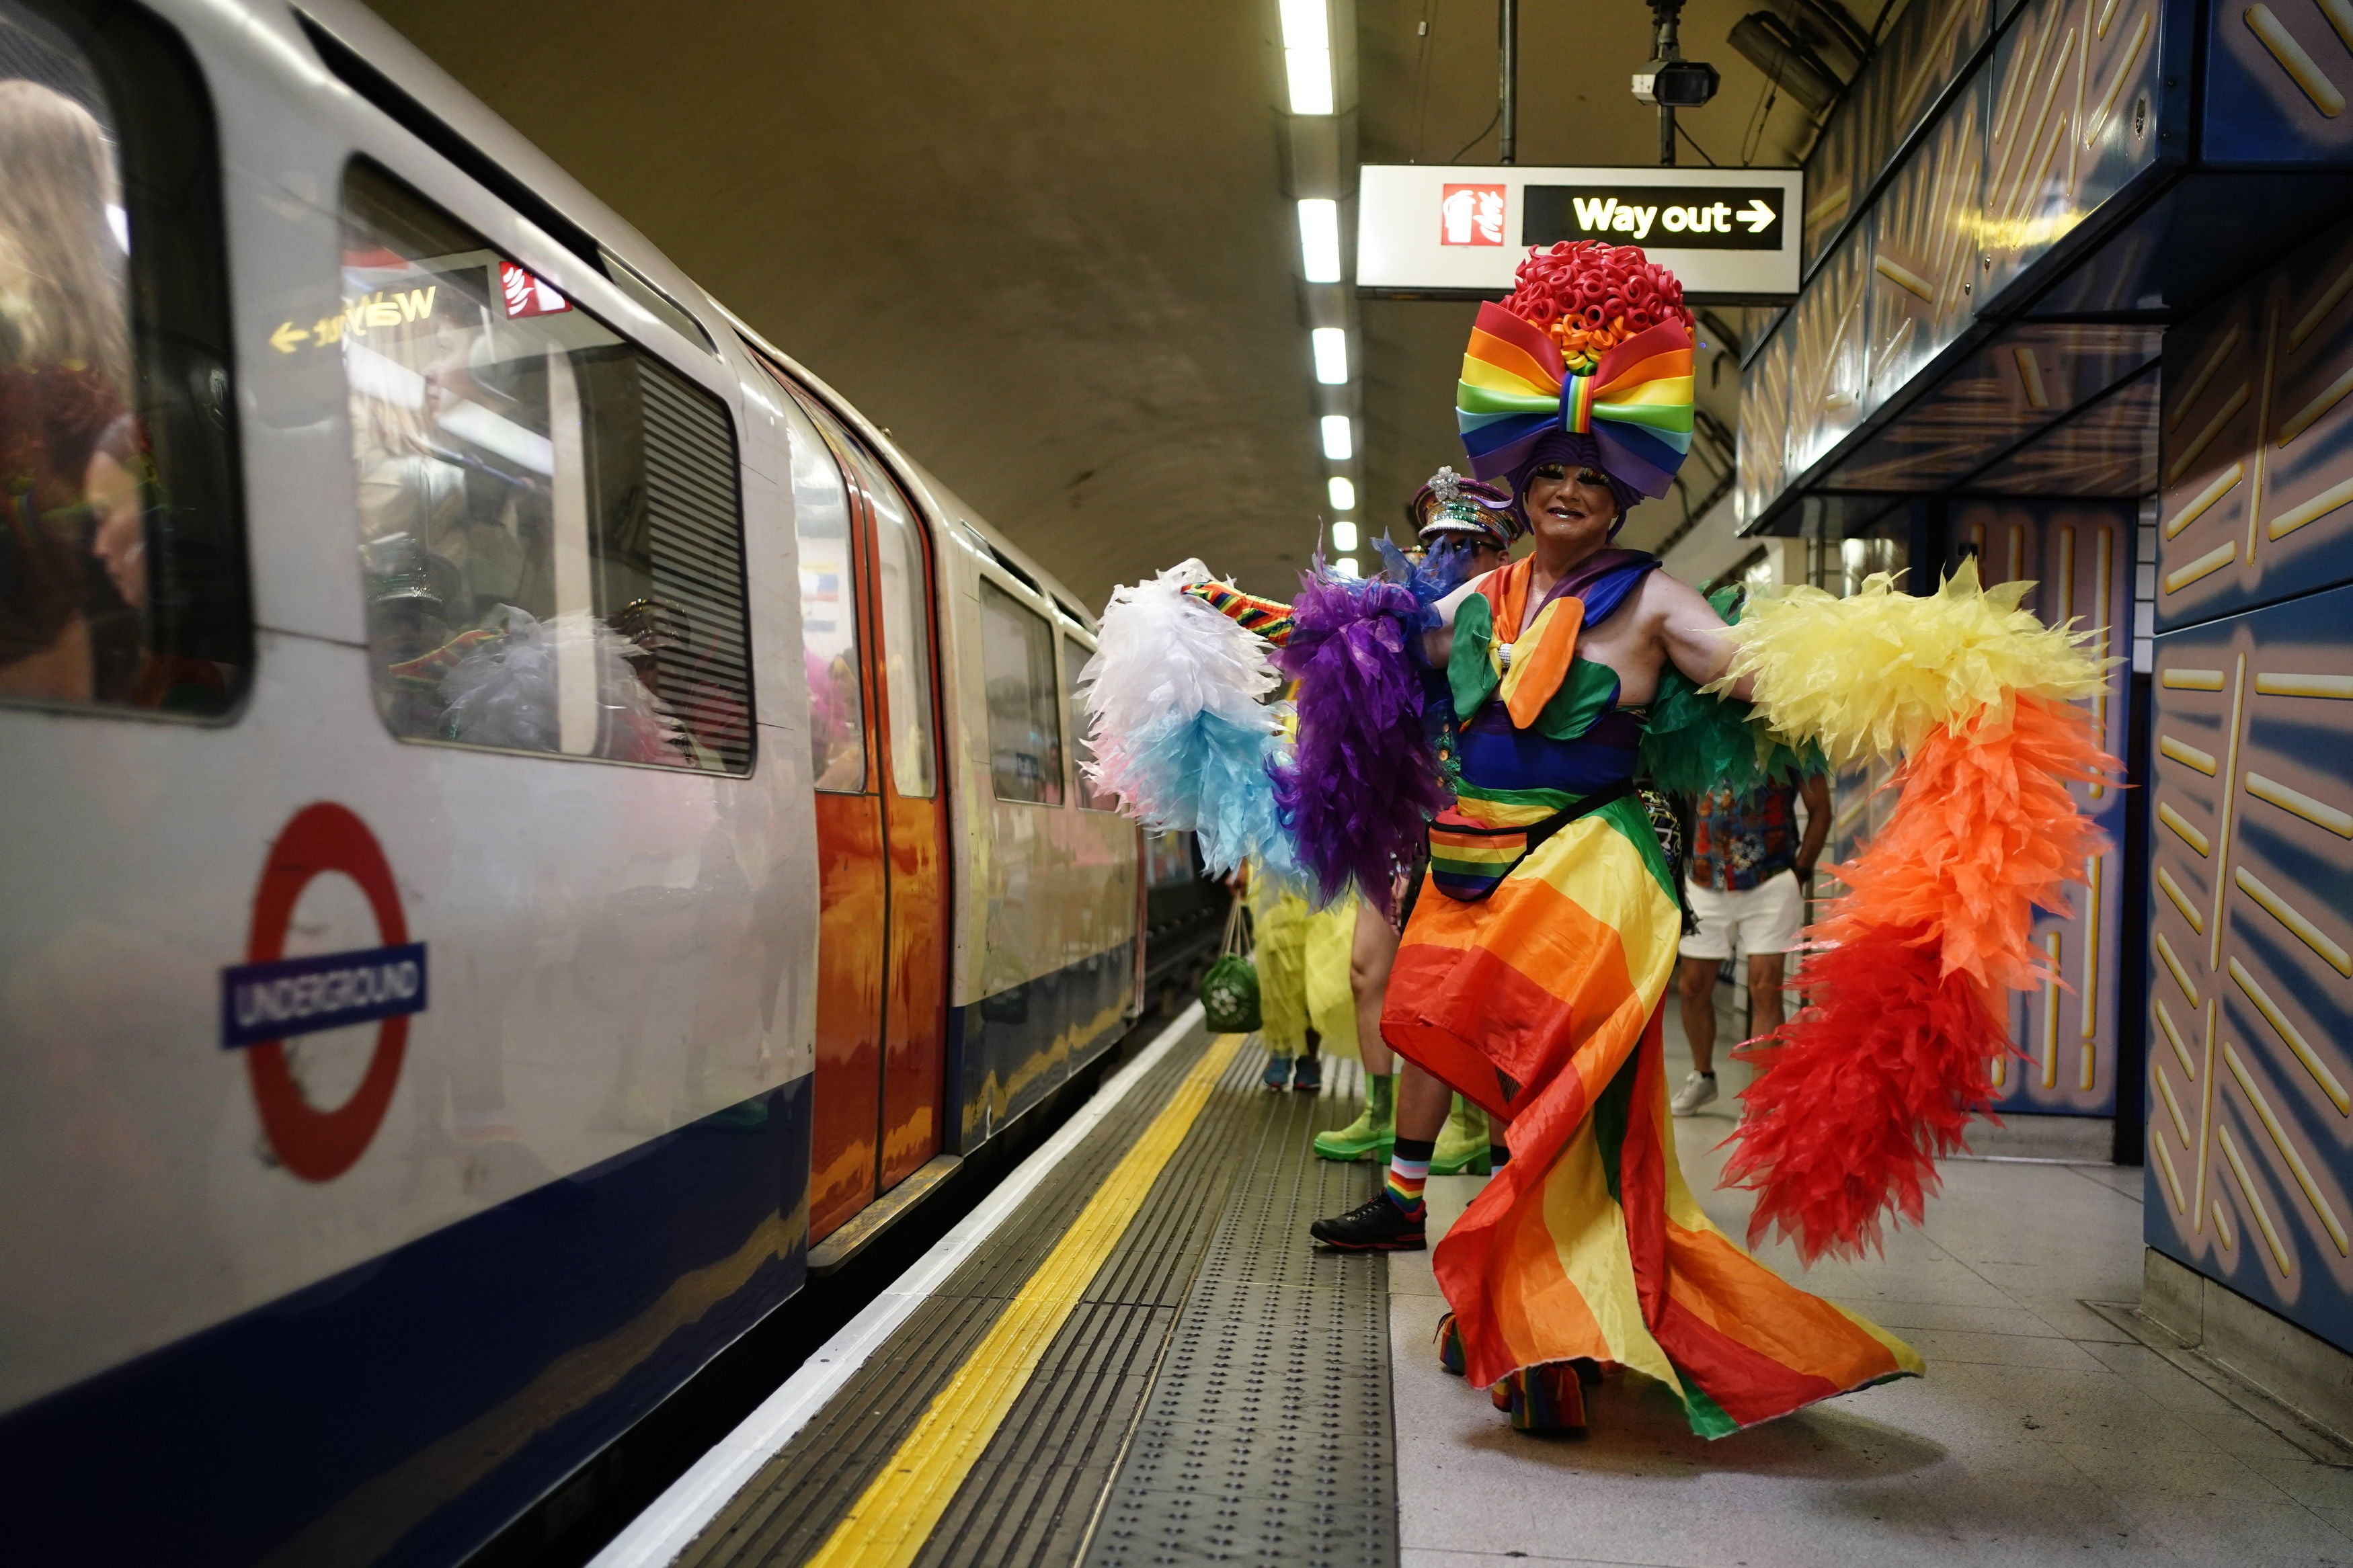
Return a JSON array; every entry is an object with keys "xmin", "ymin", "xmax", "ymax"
[
  {"xmin": 1334, "ymin": 556, "xmax": 1360, "ymax": 578},
  {"xmin": 1297, "ymin": 200, "xmax": 1341, "ymax": 283},
  {"xmin": 1279, "ymin": 0, "xmax": 1329, "ymax": 50},
  {"xmin": 1279, "ymin": 5, "xmax": 1332, "ymax": 116},
  {"xmin": 1285, "ymin": 50, "xmax": 1333, "ymax": 114},
  {"xmin": 1331, "ymin": 520, "xmax": 1359, "ymax": 552},
  {"xmin": 1328, "ymin": 475, "xmax": 1355, "ymax": 510},
  {"xmin": 1320, "ymin": 415, "xmax": 1353, "ymax": 460},
  {"xmin": 1311, "ymin": 328, "xmax": 1348, "ymax": 384}
]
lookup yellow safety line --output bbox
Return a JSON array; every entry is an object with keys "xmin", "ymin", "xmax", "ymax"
[{"xmin": 801, "ymin": 1030, "xmax": 1244, "ymax": 1568}]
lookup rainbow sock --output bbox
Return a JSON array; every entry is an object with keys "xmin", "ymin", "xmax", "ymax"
[{"xmin": 1386, "ymin": 1137, "xmax": 1433, "ymax": 1214}]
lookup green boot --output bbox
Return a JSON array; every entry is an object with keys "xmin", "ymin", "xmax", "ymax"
[
  {"xmin": 1429, "ymin": 1094, "xmax": 1490, "ymax": 1175},
  {"xmin": 1313, "ymin": 1072, "xmax": 1395, "ymax": 1162}
]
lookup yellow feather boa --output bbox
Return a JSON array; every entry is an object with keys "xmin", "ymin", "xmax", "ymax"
[{"xmin": 1710, "ymin": 558, "xmax": 2108, "ymax": 766}]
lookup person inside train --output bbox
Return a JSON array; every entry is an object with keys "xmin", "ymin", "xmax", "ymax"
[
  {"xmin": 1316, "ymin": 467, "xmax": 1518, "ymax": 1172},
  {"xmin": 0, "ymin": 78, "xmax": 130, "ymax": 705}
]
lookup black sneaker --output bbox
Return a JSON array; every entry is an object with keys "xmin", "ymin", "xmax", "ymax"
[{"xmin": 1310, "ymin": 1194, "xmax": 1427, "ymax": 1251}]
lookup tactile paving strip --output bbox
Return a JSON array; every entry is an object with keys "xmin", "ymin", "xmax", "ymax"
[
  {"xmin": 677, "ymin": 1031, "xmax": 1221, "ymax": 1568},
  {"xmin": 675, "ymin": 1038, "xmax": 1393, "ymax": 1568},
  {"xmin": 916, "ymin": 1047, "xmax": 1359, "ymax": 1567},
  {"xmin": 1080, "ymin": 1067, "xmax": 1396, "ymax": 1568}
]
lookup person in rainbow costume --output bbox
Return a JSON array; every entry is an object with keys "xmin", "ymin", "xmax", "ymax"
[{"xmin": 1078, "ymin": 239, "xmax": 2114, "ymax": 1437}]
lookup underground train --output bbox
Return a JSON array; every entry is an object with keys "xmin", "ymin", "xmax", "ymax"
[{"xmin": 0, "ymin": 0, "xmax": 1217, "ymax": 1560}]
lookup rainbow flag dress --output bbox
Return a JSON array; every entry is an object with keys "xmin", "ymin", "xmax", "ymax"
[{"xmin": 1382, "ymin": 552, "xmax": 1922, "ymax": 1435}]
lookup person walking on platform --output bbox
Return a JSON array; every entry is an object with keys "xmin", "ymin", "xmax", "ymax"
[
  {"xmin": 1082, "ymin": 240, "xmax": 2114, "ymax": 1440},
  {"xmin": 1242, "ymin": 852, "xmax": 1356, "ymax": 1092},
  {"xmin": 1318, "ymin": 468, "xmax": 1515, "ymax": 1171},
  {"xmin": 1671, "ymin": 768, "xmax": 1831, "ymax": 1117}
]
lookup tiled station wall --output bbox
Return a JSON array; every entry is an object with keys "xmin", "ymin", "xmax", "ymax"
[{"xmin": 2147, "ymin": 215, "xmax": 2353, "ymax": 1353}]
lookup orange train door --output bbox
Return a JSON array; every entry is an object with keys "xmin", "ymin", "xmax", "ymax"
[
  {"xmin": 774, "ymin": 370, "xmax": 949, "ymax": 1241},
  {"xmin": 777, "ymin": 375, "xmax": 887, "ymax": 1243},
  {"xmin": 835, "ymin": 443, "xmax": 949, "ymax": 1190}
]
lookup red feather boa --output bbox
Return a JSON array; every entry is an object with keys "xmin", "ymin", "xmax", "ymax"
[{"xmin": 1720, "ymin": 696, "xmax": 2118, "ymax": 1263}]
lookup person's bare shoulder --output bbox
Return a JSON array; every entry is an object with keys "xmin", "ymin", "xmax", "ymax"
[{"xmin": 1617, "ymin": 564, "xmax": 1715, "ymax": 643}]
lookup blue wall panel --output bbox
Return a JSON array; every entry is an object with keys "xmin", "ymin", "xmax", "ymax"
[
  {"xmin": 2159, "ymin": 211, "xmax": 2353, "ymax": 626},
  {"xmin": 2205, "ymin": 0, "xmax": 2353, "ymax": 163},
  {"xmin": 2145, "ymin": 588, "xmax": 2353, "ymax": 1353}
]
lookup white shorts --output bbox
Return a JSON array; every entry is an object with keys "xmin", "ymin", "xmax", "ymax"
[{"xmin": 1679, "ymin": 869, "xmax": 1805, "ymax": 962}]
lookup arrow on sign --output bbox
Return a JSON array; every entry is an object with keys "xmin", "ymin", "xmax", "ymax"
[
  {"xmin": 1738, "ymin": 199, "xmax": 1777, "ymax": 234},
  {"xmin": 270, "ymin": 321, "xmax": 311, "ymax": 354}
]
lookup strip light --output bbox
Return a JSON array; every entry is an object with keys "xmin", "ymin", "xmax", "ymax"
[
  {"xmin": 1280, "ymin": 0, "xmax": 1334, "ymax": 114},
  {"xmin": 1297, "ymin": 199, "xmax": 1341, "ymax": 283},
  {"xmin": 1328, "ymin": 475, "xmax": 1355, "ymax": 510},
  {"xmin": 1311, "ymin": 327, "xmax": 1348, "ymax": 384},
  {"xmin": 1320, "ymin": 415, "xmax": 1353, "ymax": 460},
  {"xmin": 1332, "ymin": 520, "xmax": 1359, "ymax": 552}
]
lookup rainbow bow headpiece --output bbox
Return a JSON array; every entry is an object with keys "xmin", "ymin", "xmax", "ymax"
[{"xmin": 1455, "ymin": 301, "xmax": 1695, "ymax": 499}]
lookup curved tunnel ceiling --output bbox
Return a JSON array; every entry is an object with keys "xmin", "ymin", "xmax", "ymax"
[{"xmin": 367, "ymin": 0, "xmax": 1832, "ymax": 610}]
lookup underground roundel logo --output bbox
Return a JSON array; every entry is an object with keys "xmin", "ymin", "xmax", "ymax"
[{"xmin": 220, "ymin": 802, "xmax": 426, "ymax": 1182}]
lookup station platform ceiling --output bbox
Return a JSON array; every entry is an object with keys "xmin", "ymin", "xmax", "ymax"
[{"xmin": 365, "ymin": 0, "xmax": 1816, "ymax": 606}]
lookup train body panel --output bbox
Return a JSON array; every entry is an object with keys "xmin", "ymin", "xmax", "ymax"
[{"xmin": 0, "ymin": 0, "xmax": 1143, "ymax": 1559}]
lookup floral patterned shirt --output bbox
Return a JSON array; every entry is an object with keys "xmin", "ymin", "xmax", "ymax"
[{"xmin": 1688, "ymin": 782, "xmax": 1798, "ymax": 892}]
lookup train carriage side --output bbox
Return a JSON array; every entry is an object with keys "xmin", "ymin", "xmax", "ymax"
[
  {"xmin": 0, "ymin": 0, "xmax": 1146, "ymax": 1560},
  {"xmin": 903, "ymin": 466, "xmax": 1142, "ymax": 1148},
  {"xmin": 0, "ymin": 0, "xmax": 829, "ymax": 1561},
  {"xmin": 729, "ymin": 340, "xmax": 1146, "ymax": 1162}
]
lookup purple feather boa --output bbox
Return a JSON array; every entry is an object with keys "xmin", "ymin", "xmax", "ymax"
[{"xmin": 1273, "ymin": 571, "xmax": 1451, "ymax": 915}]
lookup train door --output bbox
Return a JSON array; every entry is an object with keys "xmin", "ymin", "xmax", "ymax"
[
  {"xmin": 836, "ymin": 445, "xmax": 950, "ymax": 1188},
  {"xmin": 767, "ymin": 370, "xmax": 948, "ymax": 1239}
]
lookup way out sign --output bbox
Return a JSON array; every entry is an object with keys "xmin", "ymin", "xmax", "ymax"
[{"xmin": 1358, "ymin": 164, "xmax": 1803, "ymax": 302}]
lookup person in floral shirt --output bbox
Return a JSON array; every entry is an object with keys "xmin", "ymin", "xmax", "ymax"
[{"xmin": 1671, "ymin": 774, "xmax": 1830, "ymax": 1116}]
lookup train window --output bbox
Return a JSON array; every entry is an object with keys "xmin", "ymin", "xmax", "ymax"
[
  {"xmin": 0, "ymin": 0, "xmax": 250, "ymax": 718},
  {"xmin": 980, "ymin": 578, "xmax": 1062, "ymax": 804},
  {"xmin": 1062, "ymin": 632, "xmax": 1112, "ymax": 809},
  {"xmin": 340, "ymin": 161, "xmax": 752, "ymax": 774},
  {"xmin": 776, "ymin": 386, "xmax": 864, "ymax": 790},
  {"xmin": 842, "ymin": 442, "xmax": 936, "ymax": 798}
]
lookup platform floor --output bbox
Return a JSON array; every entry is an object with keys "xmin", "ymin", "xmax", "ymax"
[
  {"xmin": 1389, "ymin": 1010, "xmax": 2353, "ymax": 1568},
  {"xmin": 606, "ymin": 1002, "xmax": 2353, "ymax": 1568}
]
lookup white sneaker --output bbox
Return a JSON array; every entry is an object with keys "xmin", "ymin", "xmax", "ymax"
[{"xmin": 1670, "ymin": 1071, "xmax": 1718, "ymax": 1118}]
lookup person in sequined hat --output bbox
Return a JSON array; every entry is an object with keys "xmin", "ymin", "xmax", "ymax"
[{"xmin": 1408, "ymin": 465, "xmax": 1519, "ymax": 565}]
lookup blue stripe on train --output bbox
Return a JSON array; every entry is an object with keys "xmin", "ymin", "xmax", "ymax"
[
  {"xmin": 1, "ymin": 1076, "xmax": 811, "ymax": 1568},
  {"xmin": 948, "ymin": 938, "xmax": 1135, "ymax": 1151}
]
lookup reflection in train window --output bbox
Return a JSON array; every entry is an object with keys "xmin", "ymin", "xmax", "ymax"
[
  {"xmin": 980, "ymin": 578, "xmax": 1062, "ymax": 804},
  {"xmin": 1062, "ymin": 632, "xmax": 1112, "ymax": 809},
  {"xmin": 340, "ymin": 161, "xmax": 751, "ymax": 773},
  {"xmin": 0, "ymin": 2, "xmax": 249, "ymax": 716},
  {"xmin": 846, "ymin": 443, "xmax": 936, "ymax": 798},
  {"xmin": 1147, "ymin": 829, "xmax": 1199, "ymax": 886},
  {"xmin": 777, "ymin": 388, "xmax": 864, "ymax": 790}
]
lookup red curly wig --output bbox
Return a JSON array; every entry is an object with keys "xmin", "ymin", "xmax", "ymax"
[{"xmin": 1498, "ymin": 240, "xmax": 1696, "ymax": 374}]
